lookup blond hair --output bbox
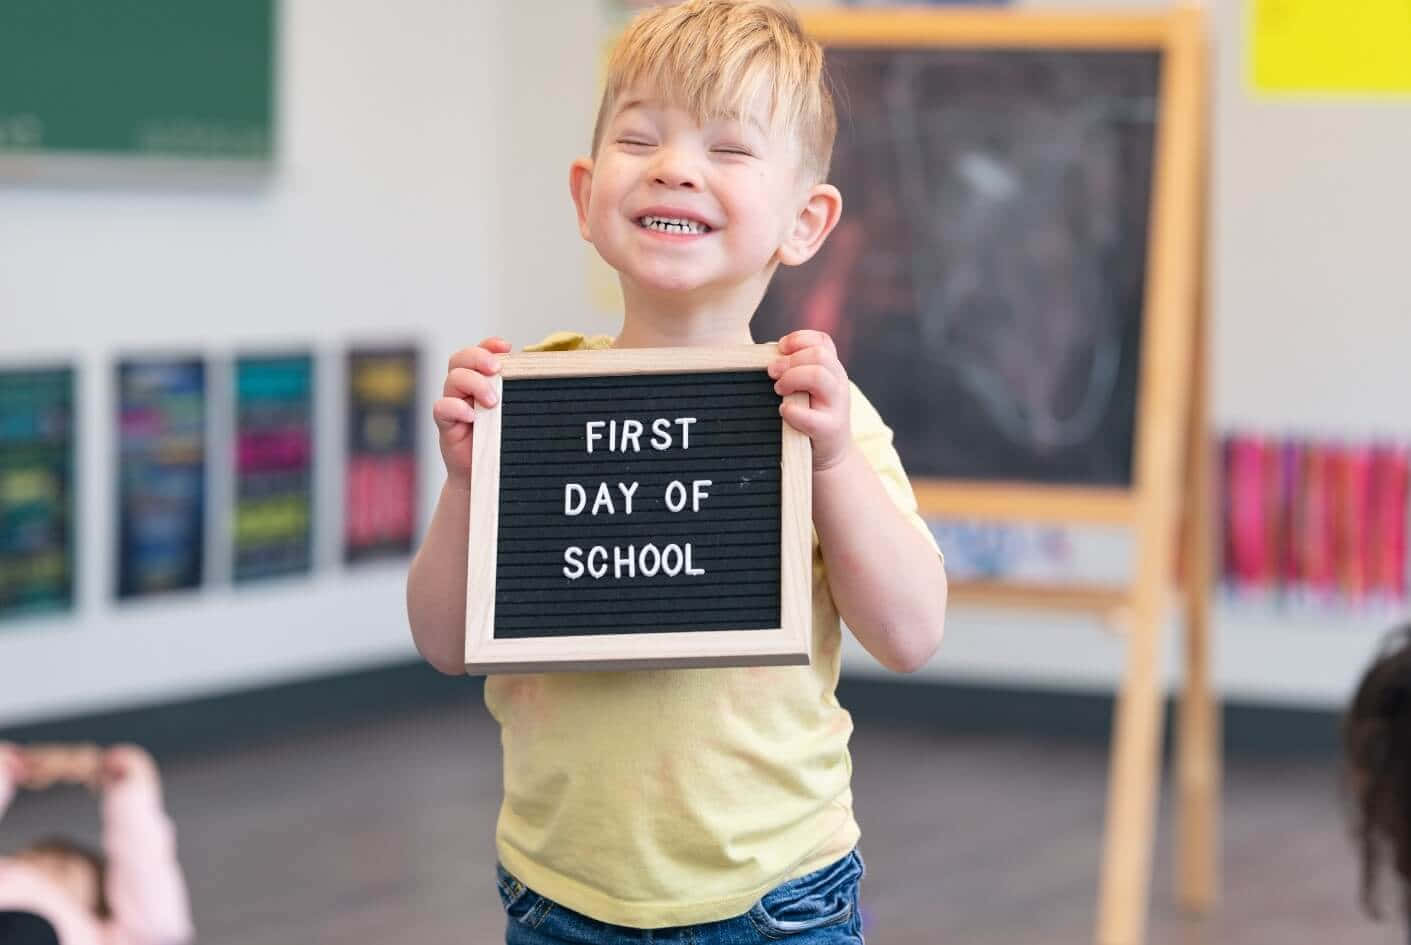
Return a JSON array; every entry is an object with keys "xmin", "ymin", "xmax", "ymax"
[{"xmin": 592, "ymin": 0, "xmax": 836, "ymax": 182}]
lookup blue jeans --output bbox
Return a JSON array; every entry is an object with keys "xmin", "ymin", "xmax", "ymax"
[{"xmin": 497, "ymin": 851, "xmax": 865, "ymax": 944}]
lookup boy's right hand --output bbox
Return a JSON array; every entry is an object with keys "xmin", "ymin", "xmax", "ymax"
[{"xmin": 434, "ymin": 338, "xmax": 511, "ymax": 487}]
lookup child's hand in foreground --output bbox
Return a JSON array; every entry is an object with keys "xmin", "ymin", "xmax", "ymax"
[
  {"xmin": 100, "ymin": 744, "xmax": 161, "ymax": 790},
  {"xmin": 769, "ymin": 330, "xmax": 853, "ymax": 471},
  {"xmin": 0, "ymin": 742, "xmax": 26, "ymax": 786},
  {"xmin": 434, "ymin": 337, "xmax": 512, "ymax": 486},
  {"xmin": 19, "ymin": 743, "xmax": 102, "ymax": 790}
]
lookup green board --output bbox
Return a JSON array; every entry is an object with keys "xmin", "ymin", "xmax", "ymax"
[{"xmin": 0, "ymin": 0, "xmax": 274, "ymax": 160}]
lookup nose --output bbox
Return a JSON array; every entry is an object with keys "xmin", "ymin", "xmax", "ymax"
[{"xmin": 650, "ymin": 145, "xmax": 702, "ymax": 190}]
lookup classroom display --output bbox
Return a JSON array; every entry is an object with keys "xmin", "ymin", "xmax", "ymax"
[
  {"xmin": 755, "ymin": 47, "xmax": 1159, "ymax": 487},
  {"xmin": 465, "ymin": 347, "xmax": 811, "ymax": 673},
  {"xmin": 0, "ymin": 0, "xmax": 275, "ymax": 161},
  {"xmin": 0, "ymin": 367, "xmax": 75, "ymax": 620},
  {"xmin": 1222, "ymin": 434, "xmax": 1410, "ymax": 607},
  {"xmin": 233, "ymin": 354, "xmax": 314, "ymax": 583},
  {"xmin": 344, "ymin": 347, "xmax": 418, "ymax": 563},
  {"xmin": 116, "ymin": 358, "xmax": 207, "ymax": 598}
]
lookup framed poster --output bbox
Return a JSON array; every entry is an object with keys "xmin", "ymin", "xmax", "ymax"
[
  {"xmin": 0, "ymin": 366, "xmax": 75, "ymax": 619},
  {"xmin": 233, "ymin": 353, "xmax": 313, "ymax": 582},
  {"xmin": 116, "ymin": 357, "xmax": 206, "ymax": 598},
  {"xmin": 344, "ymin": 346, "xmax": 418, "ymax": 563}
]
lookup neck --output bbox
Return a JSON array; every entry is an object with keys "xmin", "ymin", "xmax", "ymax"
[{"xmin": 613, "ymin": 272, "xmax": 770, "ymax": 349}]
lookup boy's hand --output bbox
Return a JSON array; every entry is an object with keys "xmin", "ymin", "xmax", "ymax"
[
  {"xmin": 770, "ymin": 330, "xmax": 852, "ymax": 471},
  {"xmin": 18, "ymin": 743, "xmax": 102, "ymax": 790},
  {"xmin": 0, "ymin": 742, "xmax": 26, "ymax": 785},
  {"xmin": 434, "ymin": 338, "xmax": 511, "ymax": 487},
  {"xmin": 100, "ymin": 744, "xmax": 160, "ymax": 789}
]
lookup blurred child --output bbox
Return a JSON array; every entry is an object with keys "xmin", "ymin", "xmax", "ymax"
[
  {"xmin": 0, "ymin": 743, "xmax": 193, "ymax": 945},
  {"xmin": 407, "ymin": 1, "xmax": 948, "ymax": 941}
]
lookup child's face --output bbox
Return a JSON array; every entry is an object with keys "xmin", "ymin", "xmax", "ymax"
[
  {"xmin": 575, "ymin": 88, "xmax": 822, "ymax": 298},
  {"xmin": 16, "ymin": 849, "xmax": 101, "ymax": 914}
]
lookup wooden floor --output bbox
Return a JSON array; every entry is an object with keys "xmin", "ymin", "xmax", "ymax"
[{"xmin": 1, "ymin": 696, "xmax": 1397, "ymax": 945}]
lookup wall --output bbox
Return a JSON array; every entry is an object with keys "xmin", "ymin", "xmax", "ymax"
[
  {"xmin": 3, "ymin": 0, "xmax": 1407, "ymax": 725},
  {"xmin": 0, "ymin": 0, "xmax": 505, "ymax": 726}
]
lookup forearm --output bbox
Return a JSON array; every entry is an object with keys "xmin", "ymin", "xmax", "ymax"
[
  {"xmin": 406, "ymin": 479, "xmax": 473, "ymax": 675},
  {"xmin": 813, "ymin": 445, "xmax": 947, "ymax": 673}
]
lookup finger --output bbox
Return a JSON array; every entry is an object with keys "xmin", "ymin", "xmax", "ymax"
[
  {"xmin": 433, "ymin": 396, "xmax": 476, "ymax": 432},
  {"xmin": 767, "ymin": 344, "xmax": 838, "ymax": 380},
  {"xmin": 443, "ymin": 368, "xmax": 500, "ymax": 406},
  {"xmin": 478, "ymin": 337, "xmax": 512, "ymax": 354},
  {"xmin": 777, "ymin": 330, "xmax": 836, "ymax": 358},
  {"xmin": 779, "ymin": 399, "xmax": 835, "ymax": 439},
  {"xmin": 447, "ymin": 346, "xmax": 504, "ymax": 375},
  {"xmin": 774, "ymin": 365, "xmax": 839, "ymax": 405}
]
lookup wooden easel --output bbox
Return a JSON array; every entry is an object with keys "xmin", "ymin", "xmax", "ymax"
[{"xmin": 801, "ymin": 7, "xmax": 1213, "ymax": 945}]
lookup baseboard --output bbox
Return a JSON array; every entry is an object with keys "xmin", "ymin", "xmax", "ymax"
[{"xmin": 0, "ymin": 664, "xmax": 1342, "ymax": 759}]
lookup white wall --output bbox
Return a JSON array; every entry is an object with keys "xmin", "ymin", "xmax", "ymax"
[
  {"xmin": 0, "ymin": 0, "xmax": 506, "ymax": 726},
  {"xmin": 3, "ymin": 0, "xmax": 1406, "ymax": 725}
]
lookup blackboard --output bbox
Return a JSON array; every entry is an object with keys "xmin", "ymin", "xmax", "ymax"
[
  {"xmin": 0, "ymin": 0, "xmax": 274, "ymax": 161},
  {"xmin": 465, "ymin": 347, "xmax": 812, "ymax": 674},
  {"xmin": 755, "ymin": 47, "xmax": 1161, "ymax": 487}
]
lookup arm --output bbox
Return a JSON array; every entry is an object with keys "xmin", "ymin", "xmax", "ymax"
[
  {"xmin": 813, "ymin": 441, "xmax": 948, "ymax": 673},
  {"xmin": 771, "ymin": 331, "xmax": 948, "ymax": 673},
  {"xmin": 407, "ymin": 480, "xmax": 473, "ymax": 674},
  {"xmin": 100, "ymin": 746, "xmax": 193, "ymax": 945},
  {"xmin": 0, "ymin": 743, "xmax": 19, "ymax": 819},
  {"xmin": 406, "ymin": 338, "xmax": 510, "ymax": 675}
]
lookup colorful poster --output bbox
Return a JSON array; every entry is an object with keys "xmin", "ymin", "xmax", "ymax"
[
  {"xmin": 233, "ymin": 354, "xmax": 314, "ymax": 582},
  {"xmin": 345, "ymin": 347, "xmax": 418, "ymax": 563},
  {"xmin": 1221, "ymin": 432, "xmax": 1411, "ymax": 610},
  {"xmin": 1251, "ymin": 0, "xmax": 1411, "ymax": 95},
  {"xmin": 0, "ymin": 366, "xmax": 75, "ymax": 619},
  {"xmin": 116, "ymin": 358, "xmax": 206, "ymax": 598}
]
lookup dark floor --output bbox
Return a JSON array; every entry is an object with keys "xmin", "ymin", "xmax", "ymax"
[{"xmin": 0, "ymin": 697, "xmax": 1396, "ymax": 945}]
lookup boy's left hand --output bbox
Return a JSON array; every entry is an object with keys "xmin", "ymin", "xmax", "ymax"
[{"xmin": 770, "ymin": 330, "xmax": 852, "ymax": 471}]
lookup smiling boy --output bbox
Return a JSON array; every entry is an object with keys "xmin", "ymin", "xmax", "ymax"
[{"xmin": 406, "ymin": 2, "xmax": 948, "ymax": 941}]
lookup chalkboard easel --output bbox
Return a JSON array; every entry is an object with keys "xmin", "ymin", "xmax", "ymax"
[
  {"xmin": 464, "ymin": 346, "xmax": 812, "ymax": 674},
  {"xmin": 798, "ymin": 7, "xmax": 1214, "ymax": 945}
]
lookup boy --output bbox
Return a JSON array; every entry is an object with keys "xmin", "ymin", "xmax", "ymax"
[{"xmin": 406, "ymin": 1, "xmax": 948, "ymax": 941}]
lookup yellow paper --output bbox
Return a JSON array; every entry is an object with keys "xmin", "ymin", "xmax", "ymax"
[{"xmin": 1252, "ymin": 0, "xmax": 1411, "ymax": 95}]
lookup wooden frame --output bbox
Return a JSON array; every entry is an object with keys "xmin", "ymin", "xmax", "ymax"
[
  {"xmin": 465, "ymin": 344, "xmax": 813, "ymax": 674},
  {"xmin": 803, "ymin": 7, "xmax": 1214, "ymax": 945}
]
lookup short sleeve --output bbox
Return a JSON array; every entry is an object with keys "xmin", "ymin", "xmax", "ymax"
[{"xmin": 849, "ymin": 384, "xmax": 942, "ymax": 560}]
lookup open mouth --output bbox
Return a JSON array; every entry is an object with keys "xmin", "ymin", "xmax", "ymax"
[{"xmin": 636, "ymin": 215, "xmax": 712, "ymax": 235}]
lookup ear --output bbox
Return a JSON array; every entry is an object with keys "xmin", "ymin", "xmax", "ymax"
[
  {"xmin": 777, "ymin": 183, "xmax": 842, "ymax": 267},
  {"xmin": 569, "ymin": 157, "xmax": 595, "ymax": 242}
]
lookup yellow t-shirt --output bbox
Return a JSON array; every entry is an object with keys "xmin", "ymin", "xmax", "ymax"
[{"xmin": 485, "ymin": 331, "xmax": 940, "ymax": 928}]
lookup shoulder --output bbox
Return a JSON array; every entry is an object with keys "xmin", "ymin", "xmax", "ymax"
[{"xmin": 523, "ymin": 332, "xmax": 615, "ymax": 353}]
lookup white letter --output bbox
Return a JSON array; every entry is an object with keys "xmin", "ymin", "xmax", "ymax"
[
  {"xmin": 586, "ymin": 421, "xmax": 605, "ymax": 454},
  {"xmin": 651, "ymin": 418, "xmax": 672, "ymax": 450},
  {"xmin": 588, "ymin": 546, "xmax": 608, "ymax": 579},
  {"xmin": 563, "ymin": 546, "xmax": 585, "ymax": 579},
  {"xmin": 564, "ymin": 482, "xmax": 586, "ymax": 516},
  {"xmin": 661, "ymin": 544, "xmax": 683, "ymax": 576},
  {"xmin": 639, "ymin": 543, "xmax": 661, "ymax": 576},
  {"xmin": 617, "ymin": 481, "xmax": 639, "ymax": 515},
  {"xmin": 664, "ymin": 480, "xmax": 687, "ymax": 512},
  {"xmin": 685, "ymin": 542, "xmax": 705, "ymax": 575},
  {"xmin": 622, "ymin": 419, "xmax": 643, "ymax": 452},
  {"xmin": 614, "ymin": 544, "xmax": 636, "ymax": 579},
  {"xmin": 675, "ymin": 417, "xmax": 697, "ymax": 449},
  {"xmin": 692, "ymin": 478, "xmax": 712, "ymax": 512},
  {"xmin": 592, "ymin": 482, "xmax": 616, "ymax": 516}
]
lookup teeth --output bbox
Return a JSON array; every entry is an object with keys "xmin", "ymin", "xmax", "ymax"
[{"xmin": 639, "ymin": 215, "xmax": 709, "ymax": 234}]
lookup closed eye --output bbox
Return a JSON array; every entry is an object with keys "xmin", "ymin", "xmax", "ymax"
[
  {"xmin": 712, "ymin": 146, "xmax": 753, "ymax": 156},
  {"xmin": 616, "ymin": 137, "xmax": 655, "ymax": 148}
]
